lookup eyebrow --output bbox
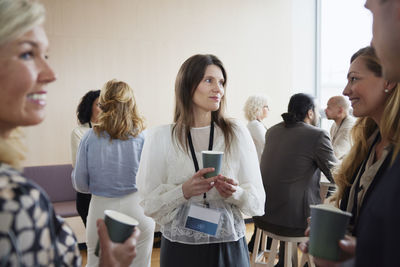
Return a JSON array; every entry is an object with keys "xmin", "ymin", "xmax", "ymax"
[
  {"xmin": 17, "ymin": 40, "xmax": 38, "ymax": 48},
  {"xmin": 347, "ymin": 71, "xmax": 359, "ymax": 78}
]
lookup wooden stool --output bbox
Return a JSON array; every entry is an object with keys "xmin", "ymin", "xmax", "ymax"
[{"xmin": 250, "ymin": 228, "xmax": 315, "ymax": 267}]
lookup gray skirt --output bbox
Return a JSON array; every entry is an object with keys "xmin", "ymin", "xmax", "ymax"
[{"xmin": 160, "ymin": 236, "xmax": 250, "ymax": 267}]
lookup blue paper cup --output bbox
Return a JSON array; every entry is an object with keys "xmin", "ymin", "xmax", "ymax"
[
  {"xmin": 308, "ymin": 204, "xmax": 352, "ymax": 261},
  {"xmin": 95, "ymin": 210, "xmax": 139, "ymax": 257},
  {"xmin": 201, "ymin": 151, "xmax": 223, "ymax": 178}
]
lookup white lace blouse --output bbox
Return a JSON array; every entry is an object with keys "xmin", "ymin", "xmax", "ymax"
[{"xmin": 136, "ymin": 121, "xmax": 265, "ymax": 244}]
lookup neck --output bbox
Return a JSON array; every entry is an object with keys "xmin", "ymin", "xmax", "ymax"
[
  {"xmin": 335, "ymin": 115, "xmax": 346, "ymax": 126},
  {"xmin": 193, "ymin": 109, "xmax": 212, "ymax": 127},
  {"xmin": 0, "ymin": 124, "xmax": 13, "ymax": 139}
]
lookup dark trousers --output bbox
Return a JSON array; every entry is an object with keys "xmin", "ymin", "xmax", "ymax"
[
  {"xmin": 160, "ymin": 236, "xmax": 250, "ymax": 267},
  {"xmin": 76, "ymin": 192, "xmax": 91, "ymax": 227}
]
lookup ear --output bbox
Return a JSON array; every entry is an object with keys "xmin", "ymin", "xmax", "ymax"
[
  {"xmin": 384, "ymin": 80, "xmax": 397, "ymax": 92},
  {"xmin": 307, "ymin": 109, "xmax": 314, "ymax": 119}
]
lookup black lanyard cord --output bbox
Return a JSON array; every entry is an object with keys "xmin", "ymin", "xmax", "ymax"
[{"xmin": 187, "ymin": 122, "xmax": 214, "ymax": 202}]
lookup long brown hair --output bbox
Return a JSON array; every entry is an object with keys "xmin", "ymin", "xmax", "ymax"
[
  {"xmin": 333, "ymin": 46, "xmax": 400, "ymax": 206},
  {"xmin": 94, "ymin": 79, "xmax": 145, "ymax": 140},
  {"xmin": 172, "ymin": 54, "xmax": 235, "ymax": 153}
]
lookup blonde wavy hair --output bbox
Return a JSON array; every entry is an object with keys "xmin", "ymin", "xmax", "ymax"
[
  {"xmin": 332, "ymin": 46, "xmax": 400, "ymax": 206},
  {"xmin": 243, "ymin": 95, "xmax": 269, "ymax": 121},
  {"xmin": 0, "ymin": 0, "xmax": 45, "ymax": 45},
  {"xmin": 94, "ymin": 79, "xmax": 145, "ymax": 140},
  {"xmin": 0, "ymin": 0, "xmax": 45, "ymax": 168}
]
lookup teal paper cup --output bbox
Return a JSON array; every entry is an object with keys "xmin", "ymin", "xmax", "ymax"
[
  {"xmin": 95, "ymin": 210, "xmax": 139, "ymax": 257},
  {"xmin": 309, "ymin": 204, "xmax": 352, "ymax": 261},
  {"xmin": 202, "ymin": 151, "xmax": 224, "ymax": 178}
]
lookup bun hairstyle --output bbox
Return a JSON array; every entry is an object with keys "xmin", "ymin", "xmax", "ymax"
[
  {"xmin": 0, "ymin": 0, "xmax": 45, "ymax": 46},
  {"xmin": 281, "ymin": 93, "xmax": 315, "ymax": 125},
  {"xmin": 94, "ymin": 79, "xmax": 145, "ymax": 140}
]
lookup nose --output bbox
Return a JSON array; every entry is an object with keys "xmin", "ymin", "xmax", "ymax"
[
  {"xmin": 38, "ymin": 58, "xmax": 56, "ymax": 84},
  {"xmin": 212, "ymin": 81, "xmax": 224, "ymax": 95},
  {"xmin": 342, "ymin": 83, "xmax": 350, "ymax": 97}
]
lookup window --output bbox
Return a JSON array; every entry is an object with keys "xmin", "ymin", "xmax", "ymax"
[{"xmin": 318, "ymin": 0, "xmax": 372, "ymax": 130}]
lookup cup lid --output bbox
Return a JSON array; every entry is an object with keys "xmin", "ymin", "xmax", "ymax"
[
  {"xmin": 201, "ymin": 150, "xmax": 224, "ymax": 154},
  {"xmin": 310, "ymin": 204, "xmax": 352, "ymax": 217},
  {"xmin": 104, "ymin": 210, "xmax": 139, "ymax": 226}
]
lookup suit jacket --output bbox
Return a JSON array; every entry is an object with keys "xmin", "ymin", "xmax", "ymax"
[
  {"xmin": 330, "ymin": 116, "xmax": 355, "ymax": 160},
  {"xmin": 254, "ymin": 121, "xmax": 337, "ymax": 231},
  {"xmin": 355, "ymin": 153, "xmax": 400, "ymax": 267}
]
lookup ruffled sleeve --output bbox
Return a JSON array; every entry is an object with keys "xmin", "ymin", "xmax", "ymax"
[
  {"xmin": 225, "ymin": 121, "xmax": 266, "ymax": 216},
  {"xmin": 136, "ymin": 125, "xmax": 187, "ymax": 225}
]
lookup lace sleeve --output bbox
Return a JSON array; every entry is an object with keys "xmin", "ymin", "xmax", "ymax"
[
  {"xmin": 225, "ymin": 122, "xmax": 266, "ymax": 216},
  {"xmin": 137, "ymin": 126, "xmax": 187, "ymax": 225}
]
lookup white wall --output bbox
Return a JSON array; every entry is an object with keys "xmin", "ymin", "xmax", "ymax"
[{"xmin": 22, "ymin": 0, "xmax": 315, "ymax": 166}]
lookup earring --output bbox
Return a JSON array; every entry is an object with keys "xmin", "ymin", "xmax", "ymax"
[{"xmin": 384, "ymin": 89, "xmax": 389, "ymax": 93}]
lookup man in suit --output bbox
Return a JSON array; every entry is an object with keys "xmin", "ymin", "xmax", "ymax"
[
  {"xmin": 325, "ymin": 96, "xmax": 355, "ymax": 161},
  {"xmin": 254, "ymin": 93, "xmax": 337, "ymax": 266}
]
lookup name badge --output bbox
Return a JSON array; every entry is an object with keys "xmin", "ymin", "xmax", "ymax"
[{"xmin": 185, "ymin": 204, "xmax": 221, "ymax": 236}]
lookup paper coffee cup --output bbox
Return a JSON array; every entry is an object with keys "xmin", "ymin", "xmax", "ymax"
[
  {"xmin": 308, "ymin": 204, "xmax": 352, "ymax": 261},
  {"xmin": 95, "ymin": 209, "xmax": 139, "ymax": 257},
  {"xmin": 202, "ymin": 151, "xmax": 224, "ymax": 178}
]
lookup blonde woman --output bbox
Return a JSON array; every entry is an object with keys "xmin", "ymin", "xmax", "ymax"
[
  {"xmin": 333, "ymin": 46, "xmax": 400, "ymax": 235},
  {"xmin": 72, "ymin": 80, "xmax": 155, "ymax": 267},
  {"xmin": 301, "ymin": 46, "xmax": 400, "ymax": 266},
  {"xmin": 0, "ymin": 0, "xmax": 138, "ymax": 266},
  {"xmin": 243, "ymin": 95, "xmax": 269, "ymax": 161}
]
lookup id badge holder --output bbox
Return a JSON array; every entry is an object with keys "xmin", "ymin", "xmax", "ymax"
[{"xmin": 184, "ymin": 203, "xmax": 222, "ymax": 236}]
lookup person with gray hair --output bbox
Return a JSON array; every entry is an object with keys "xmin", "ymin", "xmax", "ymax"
[
  {"xmin": 325, "ymin": 95, "xmax": 355, "ymax": 160},
  {"xmin": 0, "ymin": 0, "xmax": 139, "ymax": 266},
  {"xmin": 243, "ymin": 95, "xmax": 269, "ymax": 161}
]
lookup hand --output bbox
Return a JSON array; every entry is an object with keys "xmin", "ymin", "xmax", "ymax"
[
  {"xmin": 214, "ymin": 175, "xmax": 237, "ymax": 198},
  {"xmin": 97, "ymin": 219, "xmax": 140, "ymax": 267},
  {"xmin": 182, "ymin": 168, "xmax": 218, "ymax": 199}
]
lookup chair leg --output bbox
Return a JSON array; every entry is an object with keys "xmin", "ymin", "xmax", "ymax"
[
  {"xmin": 292, "ymin": 242, "xmax": 298, "ymax": 267},
  {"xmin": 284, "ymin": 242, "xmax": 292, "ymax": 267},
  {"xmin": 251, "ymin": 228, "xmax": 263, "ymax": 266},
  {"xmin": 266, "ymin": 238, "xmax": 279, "ymax": 267}
]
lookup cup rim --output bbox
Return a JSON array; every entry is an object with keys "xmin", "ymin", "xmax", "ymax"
[
  {"xmin": 201, "ymin": 150, "xmax": 224, "ymax": 155},
  {"xmin": 104, "ymin": 210, "xmax": 139, "ymax": 226},
  {"xmin": 310, "ymin": 204, "xmax": 352, "ymax": 217}
]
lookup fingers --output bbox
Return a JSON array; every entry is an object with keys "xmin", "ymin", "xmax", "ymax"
[
  {"xmin": 298, "ymin": 242, "xmax": 309, "ymax": 253},
  {"xmin": 97, "ymin": 219, "xmax": 110, "ymax": 251},
  {"xmin": 196, "ymin": 167, "xmax": 215, "ymax": 177},
  {"xmin": 339, "ymin": 236, "xmax": 356, "ymax": 256}
]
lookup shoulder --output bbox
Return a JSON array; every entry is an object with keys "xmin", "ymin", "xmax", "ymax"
[
  {"xmin": 229, "ymin": 119, "xmax": 249, "ymax": 136},
  {"xmin": 343, "ymin": 116, "xmax": 356, "ymax": 128},
  {"xmin": 0, "ymin": 163, "xmax": 48, "ymax": 214},
  {"xmin": 144, "ymin": 124, "xmax": 173, "ymax": 143}
]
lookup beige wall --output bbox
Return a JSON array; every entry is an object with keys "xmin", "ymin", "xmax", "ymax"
[{"xmin": 23, "ymin": 0, "xmax": 306, "ymax": 166}]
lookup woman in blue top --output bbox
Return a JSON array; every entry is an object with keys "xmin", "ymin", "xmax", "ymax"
[{"xmin": 72, "ymin": 79, "xmax": 155, "ymax": 267}]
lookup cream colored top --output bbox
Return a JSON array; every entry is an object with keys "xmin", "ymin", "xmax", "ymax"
[
  {"xmin": 70, "ymin": 123, "xmax": 90, "ymax": 167},
  {"xmin": 247, "ymin": 120, "xmax": 267, "ymax": 162},
  {"xmin": 137, "ymin": 121, "xmax": 265, "ymax": 244},
  {"xmin": 346, "ymin": 132, "xmax": 392, "ymax": 218}
]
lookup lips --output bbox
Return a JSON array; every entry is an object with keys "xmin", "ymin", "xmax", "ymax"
[
  {"xmin": 27, "ymin": 92, "xmax": 47, "ymax": 106},
  {"xmin": 348, "ymin": 97, "xmax": 358, "ymax": 106},
  {"xmin": 209, "ymin": 96, "xmax": 221, "ymax": 102}
]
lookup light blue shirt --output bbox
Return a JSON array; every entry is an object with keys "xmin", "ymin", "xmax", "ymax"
[{"xmin": 72, "ymin": 129, "xmax": 144, "ymax": 198}]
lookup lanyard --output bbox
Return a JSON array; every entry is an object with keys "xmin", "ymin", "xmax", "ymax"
[{"xmin": 187, "ymin": 122, "xmax": 214, "ymax": 204}]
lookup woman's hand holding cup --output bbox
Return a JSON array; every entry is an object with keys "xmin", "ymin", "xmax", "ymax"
[
  {"xmin": 182, "ymin": 168, "xmax": 218, "ymax": 199},
  {"xmin": 214, "ymin": 175, "xmax": 237, "ymax": 198}
]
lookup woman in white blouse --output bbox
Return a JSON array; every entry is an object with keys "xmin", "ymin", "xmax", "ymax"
[
  {"xmin": 137, "ymin": 54, "xmax": 265, "ymax": 267},
  {"xmin": 243, "ymin": 95, "xmax": 269, "ymax": 162}
]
